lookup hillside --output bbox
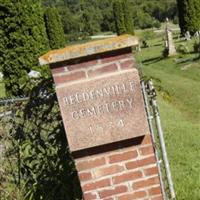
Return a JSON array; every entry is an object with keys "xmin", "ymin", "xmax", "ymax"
[
  {"xmin": 42, "ymin": 0, "xmax": 177, "ymax": 40},
  {"xmin": 135, "ymin": 32, "xmax": 200, "ymax": 199}
]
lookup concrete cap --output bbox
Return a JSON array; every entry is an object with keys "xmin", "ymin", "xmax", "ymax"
[{"xmin": 39, "ymin": 34, "xmax": 139, "ymax": 65}]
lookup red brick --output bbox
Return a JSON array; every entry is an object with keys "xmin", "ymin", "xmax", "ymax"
[
  {"xmin": 82, "ymin": 178, "xmax": 111, "ymax": 192},
  {"xmin": 132, "ymin": 176, "xmax": 160, "ymax": 190},
  {"xmin": 112, "ymin": 170, "xmax": 143, "ymax": 184},
  {"xmin": 141, "ymin": 135, "xmax": 152, "ymax": 145},
  {"xmin": 120, "ymin": 59, "xmax": 136, "ymax": 70},
  {"xmin": 143, "ymin": 166, "xmax": 158, "ymax": 176},
  {"xmin": 100, "ymin": 53, "xmax": 133, "ymax": 64},
  {"xmin": 148, "ymin": 186, "xmax": 162, "ymax": 196},
  {"xmin": 83, "ymin": 192, "xmax": 97, "ymax": 200},
  {"xmin": 138, "ymin": 156, "xmax": 156, "ymax": 167},
  {"xmin": 118, "ymin": 191, "xmax": 147, "ymax": 200},
  {"xmin": 76, "ymin": 157, "xmax": 106, "ymax": 171},
  {"xmin": 67, "ymin": 60, "xmax": 98, "ymax": 71},
  {"xmin": 99, "ymin": 185, "xmax": 128, "ymax": 198},
  {"xmin": 139, "ymin": 145, "xmax": 154, "ymax": 156},
  {"xmin": 79, "ymin": 172, "xmax": 92, "ymax": 182},
  {"xmin": 151, "ymin": 195, "xmax": 163, "ymax": 200},
  {"xmin": 126, "ymin": 156, "xmax": 156, "ymax": 170},
  {"xmin": 109, "ymin": 150, "xmax": 138, "ymax": 164},
  {"xmin": 94, "ymin": 165, "xmax": 124, "ymax": 178},
  {"xmin": 87, "ymin": 63, "xmax": 118, "ymax": 77},
  {"xmin": 53, "ymin": 71, "xmax": 86, "ymax": 85},
  {"xmin": 51, "ymin": 66, "xmax": 66, "ymax": 75}
]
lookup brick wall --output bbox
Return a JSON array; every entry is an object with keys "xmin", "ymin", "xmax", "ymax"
[
  {"xmin": 50, "ymin": 48, "xmax": 136, "ymax": 86},
  {"xmin": 50, "ymin": 47, "xmax": 163, "ymax": 200},
  {"xmin": 73, "ymin": 136, "xmax": 162, "ymax": 200}
]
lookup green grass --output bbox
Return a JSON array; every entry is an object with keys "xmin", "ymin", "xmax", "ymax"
[
  {"xmin": 135, "ymin": 36, "xmax": 200, "ymax": 199},
  {"xmin": 0, "ymin": 82, "xmax": 6, "ymax": 98}
]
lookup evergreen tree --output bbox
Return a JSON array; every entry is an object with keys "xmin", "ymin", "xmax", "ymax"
[
  {"xmin": 0, "ymin": 0, "xmax": 49, "ymax": 96},
  {"xmin": 113, "ymin": 0, "xmax": 126, "ymax": 35},
  {"xmin": 44, "ymin": 7, "xmax": 66, "ymax": 49},
  {"xmin": 177, "ymin": 0, "xmax": 200, "ymax": 34},
  {"xmin": 176, "ymin": 0, "xmax": 188, "ymax": 34},
  {"xmin": 122, "ymin": 0, "xmax": 134, "ymax": 34},
  {"xmin": 185, "ymin": 0, "xmax": 200, "ymax": 34}
]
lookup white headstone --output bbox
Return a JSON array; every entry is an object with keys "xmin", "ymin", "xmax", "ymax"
[
  {"xmin": 28, "ymin": 70, "xmax": 41, "ymax": 78},
  {"xmin": 185, "ymin": 31, "xmax": 191, "ymax": 40}
]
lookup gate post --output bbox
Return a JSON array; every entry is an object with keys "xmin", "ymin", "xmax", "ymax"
[{"xmin": 39, "ymin": 35, "xmax": 164, "ymax": 200}]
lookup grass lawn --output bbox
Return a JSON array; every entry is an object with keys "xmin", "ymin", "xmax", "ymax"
[
  {"xmin": 0, "ymin": 82, "xmax": 5, "ymax": 98},
  {"xmin": 135, "ymin": 35, "xmax": 200, "ymax": 199}
]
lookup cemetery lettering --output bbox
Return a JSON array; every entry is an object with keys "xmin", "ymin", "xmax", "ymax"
[
  {"xmin": 71, "ymin": 97, "xmax": 133, "ymax": 120},
  {"xmin": 62, "ymin": 80, "xmax": 135, "ymax": 120},
  {"xmin": 56, "ymin": 70, "xmax": 149, "ymax": 151}
]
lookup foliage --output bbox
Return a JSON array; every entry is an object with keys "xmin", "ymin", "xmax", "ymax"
[
  {"xmin": 193, "ymin": 42, "xmax": 200, "ymax": 54},
  {"xmin": 81, "ymin": 2, "xmax": 103, "ymax": 36},
  {"xmin": 44, "ymin": 7, "xmax": 65, "ymax": 49},
  {"xmin": 177, "ymin": 44, "xmax": 189, "ymax": 54},
  {"xmin": 58, "ymin": 6, "xmax": 82, "ymax": 37},
  {"xmin": 1, "ymin": 79, "xmax": 82, "ymax": 200},
  {"xmin": 184, "ymin": 0, "xmax": 200, "ymax": 34},
  {"xmin": 0, "ymin": 0, "xmax": 49, "ymax": 96},
  {"xmin": 42, "ymin": 0, "xmax": 177, "ymax": 37},
  {"xmin": 122, "ymin": 0, "xmax": 134, "ymax": 34},
  {"xmin": 113, "ymin": 0, "xmax": 135, "ymax": 35},
  {"xmin": 113, "ymin": 0, "xmax": 126, "ymax": 35},
  {"xmin": 177, "ymin": 0, "xmax": 200, "ymax": 34},
  {"xmin": 134, "ymin": 10, "xmax": 161, "ymax": 29}
]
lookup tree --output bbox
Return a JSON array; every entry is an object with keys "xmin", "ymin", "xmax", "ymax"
[
  {"xmin": 113, "ymin": 0, "xmax": 126, "ymax": 35},
  {"xmin": 44, "ymin": 7, "xmax": 66, "ymax": 49},
  {"xmin": 185, "ymin": 0, "xmax": 200, "ymax": 34},
  {"xmin": 176, "ymin": 0, "xmax": 188, "ymax": 34},
  {"xmin": 122, "ymin": 0, "xmax": 134, "ymax": 34},
  {"xmin": 113, "ymin": 0, "xmax": 135, "ymax": 35},
  {"xmin": 177, "ymin": 0, "xmax": 200, "ymax": 34},
  {"xmin": 0, "ymin": 0, "xmax": 49, "ymax": 96}
]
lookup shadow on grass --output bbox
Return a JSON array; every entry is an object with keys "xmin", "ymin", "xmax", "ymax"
[
  {"xmin": 175, "ymin": 54, "xmax": 200, "ymax": 64},
  {"xmin": 12, "ymin": 79, "xmax": 82, "ymax": 200},
  {"xmin": 142, "ymin": 56, "xmax": 164, "ymax": 65}
]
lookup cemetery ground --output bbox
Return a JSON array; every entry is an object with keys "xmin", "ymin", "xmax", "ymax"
[
  {"xmin": 135, "ymin": 32, "xmax": 200, "ymax": 199},
  {"xmin": 0, "ymin": 30, "xmax": 200, "ymax": 199}
]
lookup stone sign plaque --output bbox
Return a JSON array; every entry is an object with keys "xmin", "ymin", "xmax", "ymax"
[{"xmin": 56, "ymin": 69, "xmax": 149, "ymax": 151}]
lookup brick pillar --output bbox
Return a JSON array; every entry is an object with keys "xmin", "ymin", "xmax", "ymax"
[{"xmin": 39, "ymin": 35, "xmax": 164, "ymax": 200}]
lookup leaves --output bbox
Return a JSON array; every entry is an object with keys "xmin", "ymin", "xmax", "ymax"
[
  {"xmin": 0, "ymin": 0, "xmax": 49, "ymax": 96},
  {"xmin": 1, "ymin": 79, "xmax": 82, "ymax": 200}
]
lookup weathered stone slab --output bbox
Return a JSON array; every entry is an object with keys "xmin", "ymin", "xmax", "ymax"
[
  {"xmin": 56, "ymin": 69, "xmax": 149, "ymax": 151},
  {"xmin": 39, "ymin": 35, "xmax": 138, "ymax": 65}
]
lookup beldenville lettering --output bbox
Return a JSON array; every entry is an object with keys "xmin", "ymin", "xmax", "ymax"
[
  {"xmin": 71, "ymin": 97, "xmax": 133, "ymax": 120},
  {"xmin": 63, "ymin": 81, "xmax": 134, "ymax": 106}
]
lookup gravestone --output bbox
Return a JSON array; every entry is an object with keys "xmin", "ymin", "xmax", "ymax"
[
  {"xmin": 165, "ymin": 19, "xmax": 177, "ymax": 56},
  {"xmin": 194, "ymin": 31, "xmax": 200, "ymax": 39},
  {"xmin": 185, "ymin": 31, "xmax": 191, "ymax": 41},
  {"xmin": 39, "ymin": 35, "xmax": 164, "ymax": 200}
]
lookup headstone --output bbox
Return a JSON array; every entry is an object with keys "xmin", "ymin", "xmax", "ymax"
[
  {"xmin": 28, "ymin": 70, "xmax": 41, "ymax": 78},
  {"xmin": 39, "ymin": 35, "xmax": 164, "ymax": 200},
  {"xmin": 194, "ymin": 31, "xmax": 200, "ymax": 39},
  {"xmin": 185, "ymin": 31, "xmax": 191, "ymax": 41},
  {"xmin": 165, "ymin": 19, "xmax": 177, "ymax": 56}
]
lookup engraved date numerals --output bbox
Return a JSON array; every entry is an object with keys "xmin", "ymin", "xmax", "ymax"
[{"xmin": 89, "ymin": 119, "xmax": 125, "ymax": 134}]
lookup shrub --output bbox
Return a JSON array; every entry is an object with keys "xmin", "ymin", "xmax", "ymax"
[
  {"xmin": 177, "ymin": 44, "xmax": 189, "ymax": 54},
  {"xmin": 193, "ymin": 42, "xmax": 200, "ymax": 53},
  {"xmin": 0, "ymin": 0, "xmax": 49, "ymax": 96}
]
